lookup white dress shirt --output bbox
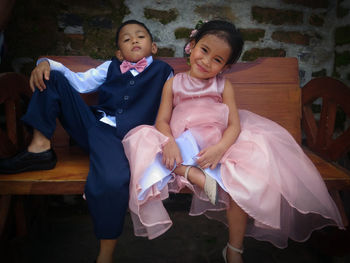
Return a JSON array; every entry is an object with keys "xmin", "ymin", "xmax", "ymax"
[{"xmin": 37, "ymin": 56, "xmax": 173, "ymax": 127}]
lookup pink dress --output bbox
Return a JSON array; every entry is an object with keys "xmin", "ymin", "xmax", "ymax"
[{"xmin": 122, "ymin": 72, "xmax": 344, "ymax": 248}]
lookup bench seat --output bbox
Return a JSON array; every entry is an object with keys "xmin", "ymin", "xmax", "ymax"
[{"xmin": 0, "ymin": 147, "xmax": 348, "ymax": 195}]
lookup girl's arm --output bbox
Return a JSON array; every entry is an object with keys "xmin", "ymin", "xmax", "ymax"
[
  {"xmin": 219, "ymin": 79, "xmax": 241, "ymax": 148},
  {"xmin": 197, "ymin": 80, "xmax": 241, "ymax": 169},
  {"xmin": 155, "ymin": 77, "xmax": 183, "ymax": 169}
]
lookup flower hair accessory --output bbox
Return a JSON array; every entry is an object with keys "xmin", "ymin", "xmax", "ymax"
[
  {"xmin": 190, "ymin": 29, "xmax": 198, "ymax": 38},
  {"xmin": 184, "ymin": 20, "xmax": 208, "ymax": 55},
  {"xmin": 184, "ymin": 43, "xmax": 192, "ymax": 55}
]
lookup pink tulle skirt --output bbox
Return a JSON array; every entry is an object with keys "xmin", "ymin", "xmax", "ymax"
[{"xmin": 122, "ymin": 108, "xmax": 344, "ymax": 248}]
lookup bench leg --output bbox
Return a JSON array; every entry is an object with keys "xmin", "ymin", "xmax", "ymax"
[
  {"xmin": 329, "ymin": 190, "xmax": 349, "ymax": 227},
  {"xmin": 14, "ymin": 196, "xmax": 27, "ymax": 237},
  {"xmin": 0, "ymin": 195, "xmax": 28, "ymax": 241},
  {"xmin": 0, "ymin": 195, "xmax": 11, "ymax": 239}
]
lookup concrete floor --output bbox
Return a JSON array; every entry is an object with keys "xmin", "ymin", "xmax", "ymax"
[{"xmin": 1, "ymin": 194, "xmax": 350, "ymax": 263}]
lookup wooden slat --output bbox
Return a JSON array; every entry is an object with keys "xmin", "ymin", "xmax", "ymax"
[
  {"xmin": 304, "ymin": 147, "xmax": 350, "ymax": 190},
  {"xmin": 157, "ymin": 57, "xmax": 190, "ymax": 74},
  {"xmin": 44, "ymin": 56, "xmax": 103, "ymax": 72},
  {"xmin": 1, "ymin": 147, "xmax": 348, "ymax": 195},
  {"xmin": 226, "ymin": 58, "xmax": 301, "ymax": 142},
  {"xmin": 46, "ymin": 56, "xmax": 299, "ymax": 84},
  {"xmin": 234, "ymin": 83, "xmax": 301, "ymax": 143},
  {"xmin": 225, "ymin": 57, "xmax": 299, "ymax": 84},
  {"xmin": 0, "ymin": 147, "xmax": 88, "ymax": 195},
  {"xmin": 302, "ymin": 77, "xmax": 350, "ymax": 161},
  {"xmin": 149, "ymin": 57, "xmax": 299, "ymax": 84}
]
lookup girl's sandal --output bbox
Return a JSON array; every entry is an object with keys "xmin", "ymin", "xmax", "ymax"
[
  {"xmin": 197, "ymin": 166, "xmax": 218, "ymax": 205},
  {"xmin": 222, "ymin": 243, "xmax": 244, "ymax": 263},
  {"xmin": 184, "ymin": 165, "xmax": 218, "ymax": 205},
  {"xmin": 184, "ymin": 165, "xmax": 193, "ymax": 181}
]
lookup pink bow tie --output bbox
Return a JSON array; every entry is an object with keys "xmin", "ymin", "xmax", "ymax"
[{"xmin": 120, "ymin": 57, "xmax": 147, "ymax": 74}]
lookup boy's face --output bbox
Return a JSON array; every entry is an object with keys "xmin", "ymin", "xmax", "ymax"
[{"xmin": 116, "ymin": 23, "xmax": 157, "ymax": 63}]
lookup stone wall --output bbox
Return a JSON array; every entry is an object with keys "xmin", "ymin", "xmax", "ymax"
[
  {"xmin": 2, "ymin": 0, "xmax": 350, "ymax": 87},
  {"xmin": 123, "ymin": 0, "xmax": 350, "ymax": 86}
]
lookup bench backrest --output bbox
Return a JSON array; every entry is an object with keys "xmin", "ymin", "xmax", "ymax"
[{"xmin": 47, "ymin": 56, "xmax": 301, "ymax": 146}]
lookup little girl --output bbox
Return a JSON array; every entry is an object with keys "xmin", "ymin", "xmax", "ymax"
[{"xmin": 122, "ymin": 20, "xmax": 344, "ymax": 263}]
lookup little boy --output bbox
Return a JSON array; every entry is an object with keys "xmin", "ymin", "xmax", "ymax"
[{"xmin": 0, "ymin": 20, "xmax": 173, "ymax": 263}]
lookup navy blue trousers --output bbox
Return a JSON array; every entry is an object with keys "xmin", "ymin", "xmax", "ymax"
[{"xmin": 22, "ymin": 71, "xmax": 130, "ymax": 239}]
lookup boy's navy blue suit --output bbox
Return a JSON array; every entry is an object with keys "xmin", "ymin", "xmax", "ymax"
[{"xmin": 21, "ymin": 57, "xmax": 173, "ymax": 238}]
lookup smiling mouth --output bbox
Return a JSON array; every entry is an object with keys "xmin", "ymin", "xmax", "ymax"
[{"xmin": 196, "ymin": 63, "xmax": 208, "ymax": 72}]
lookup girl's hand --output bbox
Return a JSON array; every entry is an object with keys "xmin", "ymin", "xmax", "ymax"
[
  {"xmin": 196, "ymin": 144, "xmax": 225, "ymax": 170},
  {"xmin": 162, "ymin": 139, "xmax": 183, "ymax": 170},
  {"xmin": 29, "ymin": 60, "xmax": 51, "ymax": 92}
]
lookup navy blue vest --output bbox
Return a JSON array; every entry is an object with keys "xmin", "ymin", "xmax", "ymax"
[{"xmin": 92, "ymin": 57, "xmax": 173, "ymax": 138}]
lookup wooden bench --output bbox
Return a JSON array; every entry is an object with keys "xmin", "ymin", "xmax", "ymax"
[{"xmin": 0, "ymin": 56, "xmax": 349, "ymax": 238}]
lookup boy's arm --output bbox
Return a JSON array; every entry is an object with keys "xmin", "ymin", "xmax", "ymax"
[
  {"xmin": 166, "ymin": 71, "xmax": 174, "ymax": 80},
  {"xmin": 29, "ymin": 58, "xmax": 111, "ymax": 93}
]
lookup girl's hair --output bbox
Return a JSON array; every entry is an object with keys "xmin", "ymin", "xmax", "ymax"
[
  {"xmin": 190, "ymin": 20, "xmax": 244, "ymax": 65},
  {"xmin": 115, "ymin": 20, "xmax": 153, "ymax": 48}
]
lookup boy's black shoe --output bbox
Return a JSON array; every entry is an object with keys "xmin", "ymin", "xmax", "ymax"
[{"xmin": 0, "ymin": 149, "xmax": 57, "ymax": 174}]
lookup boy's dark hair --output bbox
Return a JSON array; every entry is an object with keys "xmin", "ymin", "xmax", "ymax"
[
  {"xmin": 191, "ymin": 20, "xmax": 244, "ymax": 65},
  {"xmin": 115, "ymin": 20, "xmax": 153, "ymax": 49}
]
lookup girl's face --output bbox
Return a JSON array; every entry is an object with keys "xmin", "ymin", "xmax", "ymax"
[
  {"xmin": 189, "ymin": 34, "xmax": 231, "ymax": 79},
  {"xmin": 116, "ymin": 23, "xmax": 157, "ymax": 62}
]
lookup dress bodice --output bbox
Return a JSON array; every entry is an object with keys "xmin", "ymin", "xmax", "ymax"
[
  {"xmin": 169, "ymin": 72, "xmax": 229, "ymax": 141},
  {"xmin": 172, "ymin": 72, "xmax": 225, "ymax": 106}
]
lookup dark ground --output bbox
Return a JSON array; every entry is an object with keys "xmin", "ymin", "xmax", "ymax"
[{"xmin": 1, "ymin": 193, "xmax": 350, "ymax": 263}]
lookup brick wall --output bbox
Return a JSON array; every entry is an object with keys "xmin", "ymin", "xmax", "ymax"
[
  {"xmin": 123, "ymin": 0, "xmax": 350, "ymax": 86},
  {"xmin": 2, "ymin": 0, "xmax": 350, "ymax": 86}
]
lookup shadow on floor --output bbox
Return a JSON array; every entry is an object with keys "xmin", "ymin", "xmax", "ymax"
[{"xmin": 1, "ymin": 194, "xmax": 350, "ymax": 263}]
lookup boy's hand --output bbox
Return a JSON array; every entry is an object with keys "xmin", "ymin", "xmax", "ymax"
[
  {"xmin": 162, "ymin": 139, "xmax": 183, "ymax": 170},
  {"xmin": 196, "ymin": 144, "xmax": 225, "ymax": 170},
  {"xmin": 29, "ymin": 60, "xmax": 50, "ymax": 92}
]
